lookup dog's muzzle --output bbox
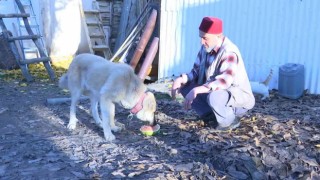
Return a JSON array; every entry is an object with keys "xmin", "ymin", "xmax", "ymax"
[
  {"xmin": 127, "ymin": 93, "xmax": 147, "ymax": 122},
  {"xmin": 127, "ymin": 92, "xmax": 157, "ymax": 126}
]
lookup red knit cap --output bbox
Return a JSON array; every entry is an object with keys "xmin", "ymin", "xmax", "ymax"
[{"xmin": 199, "ymin": 17, "xmax": 223, "ymax": 34}]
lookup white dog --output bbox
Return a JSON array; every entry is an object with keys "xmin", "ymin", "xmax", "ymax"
[
  {"xmin": 59, "ymin": 53, "xmax": 157, "ymax": 141},
  {"xmin": 250, "ymin": 69, "xmax": 273, "ymax": 100}
]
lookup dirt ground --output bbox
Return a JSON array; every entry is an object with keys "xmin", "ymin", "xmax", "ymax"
[{"xmin": 0, "ymin": 77, "xmax": 320, "ymax": 179}]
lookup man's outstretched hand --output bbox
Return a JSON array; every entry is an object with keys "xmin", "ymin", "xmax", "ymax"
[
  {"xmin": 171, "ymin": 75, "xmax": 187, "ymax": 100},
  {"xmin": 184, "ymin": 89, "xmax": 196, "ymax": 110}
]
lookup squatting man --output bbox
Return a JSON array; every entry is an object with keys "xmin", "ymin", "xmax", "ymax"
[{"xmin": 171, "ymin": 16, "xmax": 255, "ymax": 130}]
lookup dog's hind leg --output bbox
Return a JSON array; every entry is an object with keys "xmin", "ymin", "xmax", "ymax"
[
  {"xmin": 100, "ymin": 98, "xmax": 116, "ymax": 141},
  {"xmin": 90, "ymin": 96, "xmax": 103, "ymax": 128},
  {"xmin": 67, "ymin": 90, "xmax": 81, "ymax": 130}
]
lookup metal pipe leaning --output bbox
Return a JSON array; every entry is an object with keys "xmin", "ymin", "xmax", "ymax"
[
  {"xmin": 129, "ymin": 9, "xmax": 157, "ymax": 70},
  {"xmin": 46, "ymin": 97, "xmax": 89, "ymax": 105},
  {"xmin": 138, "ymin": 37, "xmax": 159, "ymax": 81},
  {"xmin": 111, "ymin": 6, "xmax": 152, "ymax": 62},
  {"xmin": 114, "ymin": 0, "xmax": 151, "ymax": 52}
]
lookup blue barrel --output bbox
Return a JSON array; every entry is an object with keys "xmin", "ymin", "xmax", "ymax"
[{"xmin": 278, "ymin": 63, "xmax": 304, "ymax": 99}]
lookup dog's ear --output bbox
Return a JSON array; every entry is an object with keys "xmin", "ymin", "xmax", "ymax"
[
  {"xmin": 139, "ymin": 92, "xmax": 157, "ymax": 124},
  {"xmin": 144, "ymin": 92, "xmax": 157, "ymax": 111},
  {"xmin": 126, "ymin": 69, "xmax": 145, "ymax": 93},
  {"xmin": 128, "ymin": 74, "xmax": 147, "ymax": 95}
]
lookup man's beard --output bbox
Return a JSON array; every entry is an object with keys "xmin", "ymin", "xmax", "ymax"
[{"xmin": 205, "ymin": 45, "xmax": 215, "ymax": 53}]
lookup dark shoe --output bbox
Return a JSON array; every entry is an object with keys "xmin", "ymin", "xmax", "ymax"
[
  {"xmin": 215, "ymin": 117, "xmax": 240, "ymax": 131},
  {"xmin": 199, "ymin": 112, "xmax": 218, "ymax": 128}
]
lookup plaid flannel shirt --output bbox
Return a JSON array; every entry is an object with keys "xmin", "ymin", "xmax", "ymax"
[{"xmin": 186, "ymin": 37, "xmax": 238, "ymax": 91}]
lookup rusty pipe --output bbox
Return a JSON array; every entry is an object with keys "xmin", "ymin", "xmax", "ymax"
[
  {"xmin": 138, "ymin": 37, "xmax": 159, "ymax": 80},
  {"xmin": 129, "ymin": 9, "xmax": 157, "ymax": 70}
]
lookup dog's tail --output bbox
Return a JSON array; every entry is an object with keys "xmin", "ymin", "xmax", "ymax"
[
  {"xmin": 58, "ymin": 73, "xmax": 69, "ymax": 89},
  {"xmin": 262, "ymin": 69, "xmax": 273, "ymax": 86}
]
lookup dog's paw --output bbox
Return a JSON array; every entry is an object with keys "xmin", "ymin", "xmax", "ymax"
[
  {"xmin": 104, "ymin": 133, "xmax": 116, "ymax": 141},
  {"xmin": 67, "ymin": 122, "xmax": 77, "ymax": 130},
  {"xmin": 111, "ymin": 125, "xmax": 122, "ymax": 132}
]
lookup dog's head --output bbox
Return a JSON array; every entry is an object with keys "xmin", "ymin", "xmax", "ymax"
[{"xmin": 136, "ymin": 92, "xmax": 157, "ymax": 125}]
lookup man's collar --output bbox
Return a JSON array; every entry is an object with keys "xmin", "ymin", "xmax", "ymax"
[
  {"xmin": 210, "ymin": 36, "xmax": 225, "ymax": 54},
  {"xmin": 211, "ymin": 46, "xmax": 220, "ymax": 54}
]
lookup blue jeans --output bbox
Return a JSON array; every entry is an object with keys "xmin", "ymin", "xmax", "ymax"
[{"xmin": 180, "ymin": 82, "xmax": 248, "ymax": 127}]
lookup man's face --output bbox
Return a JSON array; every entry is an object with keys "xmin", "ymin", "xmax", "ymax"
[{"xmin": 199, "ymin": 31, "xmax": 220, "ymax": 53}]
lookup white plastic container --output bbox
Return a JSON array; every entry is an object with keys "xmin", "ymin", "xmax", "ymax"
[{"xmin": 278, "ymin": 63, "xmax": 304, "ymax": 99}]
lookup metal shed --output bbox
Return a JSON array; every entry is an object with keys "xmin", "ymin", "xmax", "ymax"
[{"xmin": 158, "ymin": 0, "xmax": 320, "ymax": 94}]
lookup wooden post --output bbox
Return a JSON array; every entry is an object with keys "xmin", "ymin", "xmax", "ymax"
[{"xmin": 114, "ymin": 0, "xmax": 131, "ymax": 52}]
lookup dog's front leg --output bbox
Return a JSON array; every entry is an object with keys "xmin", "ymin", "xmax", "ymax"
[
  {"xmin": 108, "ymin": 101, "xmax": 122, "ymax": 132},
  {"xmin": 100, "ymin": 98, "xmax": 116, "ymax": 141}
]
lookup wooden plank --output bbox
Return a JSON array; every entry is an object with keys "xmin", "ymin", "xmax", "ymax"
[
  {"xmin": 114, "ymin": 0, "xmax": 132, "ymax": 52},
  {"xmin": 20, "ymin": 57, "xmax": 50, "ymax": 64},
  {"xmin": 84, "ymin": 10, "xmax": 99, "ymax": 14},
  {"xmin": 11, "ymin": 23, "xmax": 25, "ymax": 60},
  {"xmin": 89, "ymin": 33, "xmax": 105, "ymax": 38},
  {"xmin": 92, "ymin": 45, "xmax": 109, "ymax": 50},
  {"xmin": 0, "ymin": 18, "xmax": 8, "ymax": 31},
  {"xmin": 0, "ymin": 13, "xmax": 30, "ymax": 18},
  {"xmin": 86, "ymin": 21, "xmax": 102, "ymax": 26},
  {"xmin": 78, "ymin": 0, "xmax": 93, "ymax": 54},
  {"xmin": 8, "ymin": 35, "xmax": 40, "ymax": 41}
]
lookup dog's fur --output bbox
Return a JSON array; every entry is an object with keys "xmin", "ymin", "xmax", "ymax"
[
  {"xmin": 59, "ymin": 53, "xmax": 156, "ymax": 141},
  {"xmin": 250, "ymin": 69, "xmax": 273, "ymax": 100}
]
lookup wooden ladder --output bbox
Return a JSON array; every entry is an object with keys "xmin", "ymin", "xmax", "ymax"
[
  {"xmin": 80, "ymin": 1, "xmax": 112, "ymax": 59},
  {"xmin": 0, "ymin": 0, "xmax": 55, "ymax": 81}
]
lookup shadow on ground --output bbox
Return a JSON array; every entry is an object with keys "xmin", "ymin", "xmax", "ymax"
[{"xmin": 0, "ymin": 78, "xmax": 319, "ymax": 179}]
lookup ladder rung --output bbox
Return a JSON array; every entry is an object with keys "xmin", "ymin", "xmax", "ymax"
[
  {"xmin": 20, "ymin": 24, "xmax": 39, "ymax": 28},
  {"xmin": 86, "ymin": 21, "xmax": 102, "ymax": 26},
  {"xmin": 90, "ymin": 34, "xmax": 105, "ymax": 38},
  {"xmin": 84, "ymin": 10, "xmax": 99, "ymax": 14},
  {"xmin": 20, "ymin": 57, "xmax": 50, "ymax": 64},
  {"xmin": 8, "ymin": 35, "xmax": 41, "ymax": 41},
  {"xmin": 0, "ymin": 13, "xmax": 30, "ymax": 18},
  {"xmin": 22, "ymin": 4, "xmax": 32, "ymax": 7},
  {"xmin": 92, "ymin": 45, "xmax": 109, "ymax": 50},
  {"xmin": 99, "ymin": 10, "xmax": 112, "ymax": 13}
]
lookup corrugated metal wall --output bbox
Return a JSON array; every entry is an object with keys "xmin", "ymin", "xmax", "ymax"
[{"xmin": 159, "ymin": 0, "xmax": 320, "ymax": 94}]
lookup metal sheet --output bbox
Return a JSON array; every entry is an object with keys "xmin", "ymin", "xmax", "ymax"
[{"xmin": 159, "ymin": 0, "xmax": 320, "ymax": 94}]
